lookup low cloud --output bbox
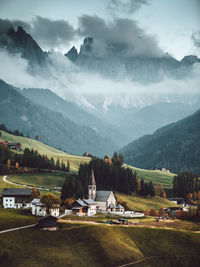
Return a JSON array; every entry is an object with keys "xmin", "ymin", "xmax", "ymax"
[
  {"xmin": 107, "ymin": 0, "xmax": 149, "ymax": 15},
  {"xmin": 0, "ymin": 47, "xmax": 199, "ymax": 112},
  {"xmin": 192, "ymin": 31, "xmax": 200, "ymax": 48},
  {"xmin": 78, "ymin": 15, "xmax": 164, "ymax": 58}
]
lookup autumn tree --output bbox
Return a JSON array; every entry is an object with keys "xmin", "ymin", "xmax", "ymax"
[
  {"xmin": 31, "ymin": 186, "xmax": 40, "ymax": 200},
  {"xmin": 41, "ymin": 193, "xmax": 61, "ymax": 213},
  {"xmin": 7, "ymin": 159, "xmax": 10, "ymax": 170}
]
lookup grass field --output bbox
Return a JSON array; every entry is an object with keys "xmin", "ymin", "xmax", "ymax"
[
  {"xmin": 0, "ymin": 175, "xmax": 26, "ymax": 194},
  {"xmin": 127, "ymin": 165, "xmax": 175, "ymax": 189},
  {"xmin": 0, "ymin": 208, "xmax": 38, "ymax": 231},
  {"xmin": 8, "ymin": 172, "xmax": 68, "ymax": 190},
  {"xmin": 116, "ymin": 193, "xmax": 178, "ymax": 212},
  {"xmin": 0, "ymin": 223, "xmax": 199, "ymax": 267},
  {"xmin": 1, "ymin": 131, "xmax": 91, "ymax": 171}
]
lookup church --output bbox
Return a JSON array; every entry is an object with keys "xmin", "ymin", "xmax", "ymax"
[{"xmin": 88, "ymin": 170, "xmax": 117, "ymax": 211}]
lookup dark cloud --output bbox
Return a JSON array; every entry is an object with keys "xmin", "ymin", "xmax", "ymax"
[
  {"xmin": 192, "ymin": 31, "xmax": 200, "ymax": 48},
  {"xmin": 0, "ymin": 18, "xmax": 13, "ymax": 33},
  {"xmin": 0, "ymin": 17, "xmax": 76, "ymax": 50},
  {"xmin": 108, "ymin": 0, "xmax": 149, "ymax": 14},
  {"xmin": 78, "ymin": 15, "xmax": 164, "ymax": 58}
]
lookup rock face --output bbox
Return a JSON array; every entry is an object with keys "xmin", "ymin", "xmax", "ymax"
[
  {"xmin": 65, "ymin": 37, "xmax": 200, "ymax": 83},
  {"xmin": 0, "ymin": 26, "xmax": 47, "ymax": 68},
  {"xmin": 181, "ymin": 55, "xmax": 200, "ymax": 65},
  {"xmin": 65, "ymin": 46, "xmax": 78, "ymax": 62}
]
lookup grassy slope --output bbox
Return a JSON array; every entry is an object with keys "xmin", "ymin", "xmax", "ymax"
[
  {"xmin": 127, "ymin": 165, "xmax": 175, "ymax": 189},
  {"xmin": 0, "ymin": 224, "xmax": 199, "ymax": 267},
  {"xmin": 8, "ymin": 173, "xmax": 67, "ymax": 190},
  {"xmin": 1, "ymin": 131, "xmax": 90, "ymax": 171},
  {"xmin": 116, "ymin": 193, "xmax": 178, "ymax": 212},
  {"xmin": 0, "ymin": 208, "xmax": 38, "ymax": 231},
  {"xmin": 0, "ymin": 175, "xmax": 26, "ymax": 194}
]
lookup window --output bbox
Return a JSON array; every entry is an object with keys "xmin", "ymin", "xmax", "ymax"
[
  {"xmin": 10, "ymin": 199, "xmax": 12, "ymax": 202},
  {"xmin": 6, "ymin": 199, "xmax": 8, "ymax": 202}
]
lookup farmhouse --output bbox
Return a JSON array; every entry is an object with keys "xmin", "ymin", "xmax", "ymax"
[
  {"xmin": 72, "ymin": 198, "xmax": 96, "ymax": 216},
  {"xmin": 7, "ymin": 142, "xmax": 22, "ymax": 150},
  {"xmin": 31, "ymin": 198, "xmax": 60, "ymax": 217},
  {"xmin": 88, "ymin": 170, "xmax": 117, "ymax": 211},
  {"xmin": 37, "ymin": 215, "xmax": 58, "ymax": 231},
  {"xmin": 2, "ymin": 188, "xmax": 32, "ymax": 209}
]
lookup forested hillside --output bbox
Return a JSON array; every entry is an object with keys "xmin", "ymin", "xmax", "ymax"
[
  {"xmin": 121, "ymin": 110, "xmax": 200, "ymax": 175},
  {"xmin": 0, "ymin": 79, "xmax": 117, "ymax": 156}
]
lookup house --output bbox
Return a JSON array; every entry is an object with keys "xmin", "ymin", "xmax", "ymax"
[
  {"xmin": 164, "ymin": 207, "xmax": 183, "ymax": 216},
  {"xmin": 31, "ymin": 198, "xmax": 60, "ymax": 217},
  {"xmin": 2, "ymin": 188, "xmax": 32, "ymax": 209},
  {"xmin": 7, "ymin": 142, "xmax": 22, "ymax": 150},
  {"xmin": 116, "ymin": 204, "xmax": 125, "ymax": 212},
  {"xmin": 167, "ymin": 198, "xmax": 185, "ymax": 205},
  {"xmin": 88, "ymin": 170, "xmax": 117, "ymax": 211},
  {"xmin": 72, "ymin": 198, "xmax": 96, "ymax": 216},
  {"xmin": 37, "ymin": 215, "xmax": 58, "ymax": 231},
  {"xmin": 161, "ymin": 168, "xmax": 170, "ymax": 173}
]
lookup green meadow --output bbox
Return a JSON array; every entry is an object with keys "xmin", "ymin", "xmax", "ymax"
[
  {"xmin": 0, "ymin": 208, "xmax": 37, "ymax": 231},
  {"xmin": 1, "ymin": 131, "xmax": 91, "ymax": 171},
  {"xmin": 127, "ymin": 165, "xmax": 175, "ymax": 189},
  {"xmin": 0, "ymin": 223, "xmax": 199, "ymax": 267},
  {"xmin": 8, "ymin": 172, "xmax": 68, "ymax": 190},
  {"xmin": 116, "ymin": 193, "xmax": 178, "ymax": 212}
]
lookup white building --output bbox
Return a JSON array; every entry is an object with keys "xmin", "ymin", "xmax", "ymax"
[
  {"xmin": 31, "ymin": 198, "xmax": 60, "ymax": 217},
  {"xmin": 88, "ymin": 170, "xmax": 117, "ymax": 211},
  {"xmin": 2, "ymin": 188, "xmax": 32, "ymax": 209},
  {"xmin": 72, "ymin": 198, "xmax": 96, "ymax": 216}
]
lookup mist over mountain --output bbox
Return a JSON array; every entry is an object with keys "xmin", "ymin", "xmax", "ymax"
[
  {"xmin": 120, "ymin": 109, "xmax": 200, "ymax": 174},
  {"xmin": 0, "ymin": 79, "xmax": 118, "ymax": 156},
  {"xmin": 0, "ymin": 22, "xmax": 48, "ymax": 72},
  {"xmin": 66, "ymin": 35, "xmax": 200, "ymax": 83},
  {"xmin": 0, "ymin": 22, "xmax": 200, "ymax": 156},
  {"xmin": 21, "ymin": 87, "xmax": 127, "ymax": 146}
]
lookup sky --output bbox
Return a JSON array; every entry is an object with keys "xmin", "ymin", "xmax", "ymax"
[{"xmin": 0, "ymin": 0, "xmax": 199, "ymax": 59}]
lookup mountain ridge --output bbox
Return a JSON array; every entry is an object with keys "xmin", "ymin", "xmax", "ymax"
[
  {"xmin": 0, "ymin": 79, "xmax": 118, "ymax": 156},
  {"xmin": 120, "ymin": 109, "xmax": 200, "ymax": 174}
]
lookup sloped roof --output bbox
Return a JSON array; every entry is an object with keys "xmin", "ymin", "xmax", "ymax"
[
  {"xmin": 109, "ymin": 203, "xmax": 116, "ymax": 209},
  {"xmin": 2, "ymin": 188, "xmax": 32, "ymax": 196},
  {"xmin": 95, "ymin": 191, "xmax": 112, "ymax": 202},
  {"xmin": 74, "ymin": 199, "xmax": 88, "ymax": 207},
  {"xmin": 116, "ymin": 204, "xmax": 124, "ymax": 209},
  {"xmin": 83, "ymin": 199, "xmax": 96, "ymax": 205},
  {"xmin": 90, "ymin": 170, "xmax": 96, "ymax": 185}
]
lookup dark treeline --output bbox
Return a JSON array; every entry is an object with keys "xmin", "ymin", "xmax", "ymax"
[
  {"xmin": 0, "ymin": 124, "xmax": 24, "ymax": 137},
  {"xmin": 0, "ymin": 145, "xmax": 70, "ymax": 174},
  {"xmin": 61, "ymin": 154, "xmax": 155, "ymax": 201},
  {"xmin": 173, "ymin": 172, "xmax": 200, "ymax": 199}
]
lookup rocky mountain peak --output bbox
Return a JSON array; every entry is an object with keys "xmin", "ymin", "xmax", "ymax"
[{"xmin": 65, "ymin": 46, "xmax": 78, "ymax": 62}]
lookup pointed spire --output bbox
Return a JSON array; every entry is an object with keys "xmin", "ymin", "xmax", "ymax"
[{"xmin": 91, "ymin": 170, "xmax": 96, "ymax": 185}]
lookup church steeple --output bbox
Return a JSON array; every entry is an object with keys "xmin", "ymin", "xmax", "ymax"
[{"xmin": 88, "ymin": 170, "xmax": 96, "ymax": 200}]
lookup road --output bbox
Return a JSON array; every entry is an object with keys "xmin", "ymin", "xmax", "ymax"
[
  {"xmin": 2, "ymin": 175, "xmax": 49, "ymax": 191},
  {"xmin": 0, "ymin": 224, "xmax": 36, "ymax": 234}
]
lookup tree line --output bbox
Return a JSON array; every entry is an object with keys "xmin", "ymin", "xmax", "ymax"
[
  {"xmin": 61, "ymin": 153, "xmax": 156, "ymax": 201},
  {"xmin": 173, "ymin": 172, "xmax": 200, "ymax": 200},
  {"xmin": 0, "ymin": 124, "xmax": 24, "ymax": 137},
  {"xmin": 0, "ymin": 145, "xmax": 70, "ymax": 174}
]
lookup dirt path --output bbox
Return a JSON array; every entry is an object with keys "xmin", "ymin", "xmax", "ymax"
[{"xmin": 0, "ymin": 224, "xmax": 36, "ymax": 234}]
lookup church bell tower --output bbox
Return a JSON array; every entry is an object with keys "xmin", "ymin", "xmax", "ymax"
[{"xmin": 88, "ymin": 170, "xmax": 96, "ymax": 200}]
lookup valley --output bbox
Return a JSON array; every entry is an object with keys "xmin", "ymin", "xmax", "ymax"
[{"xmin": 0, "ymin": 5, "xmax": 200, "ymax": 267}]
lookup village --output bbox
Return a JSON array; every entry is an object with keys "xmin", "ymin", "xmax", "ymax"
[{"xmin": 1, "ymin": 168, "xmax": 191, "ymax": 232}]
